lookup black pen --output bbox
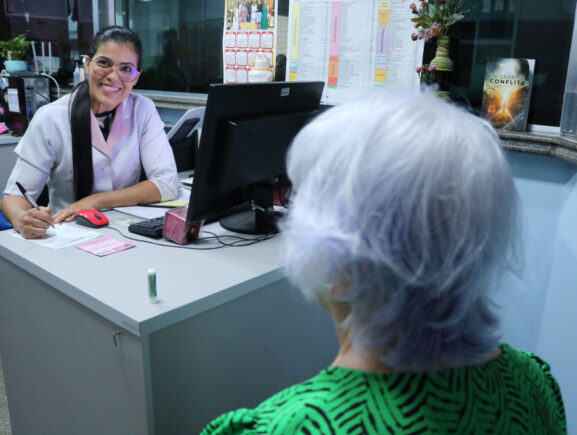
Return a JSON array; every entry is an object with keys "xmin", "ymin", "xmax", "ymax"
[{"xmin": 16, "ymin": 181, "xmax": 55, "ymax": 228}]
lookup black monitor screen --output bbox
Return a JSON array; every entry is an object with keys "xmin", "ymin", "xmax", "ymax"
[{"xmin": 187, "ymin": 81, "xmax": 325, "ymax": 235}]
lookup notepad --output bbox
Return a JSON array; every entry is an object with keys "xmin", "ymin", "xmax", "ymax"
[
  {"xmin": 76, "ymin": 236, "xmax": 135, "ymax": 256},
  {"xmin": 146, "ymin": 199, "xmax": 189, "ymax": 208},
  {"xmin": 149, "ymin": 187, "xmax": 190, "ymax": 207},
  {"xmin": 115, "ymin": 188, "xmax": 190, "ymax": 215}
]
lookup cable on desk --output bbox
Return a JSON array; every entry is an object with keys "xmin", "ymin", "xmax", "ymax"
[
  {"xmin": 201, "ymin": 231, "xmax": 277, "ymax": 247},
  {"xmin": 103, "ymin": 226, "xmax": 277, "ymax": 250}
]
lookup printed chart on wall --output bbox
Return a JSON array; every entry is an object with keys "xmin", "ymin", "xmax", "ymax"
[
  {"xmin": 287, "ymin": 0, "xmax": 424, "ymax": 105},
  {"xmin": 223, "ymin": 0, "xmax": 279, "ymax": 84}
]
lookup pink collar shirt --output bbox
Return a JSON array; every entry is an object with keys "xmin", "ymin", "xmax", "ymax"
[{"xmin": 3, "ymin": 92, "xmax": 179, "ymax": 212}]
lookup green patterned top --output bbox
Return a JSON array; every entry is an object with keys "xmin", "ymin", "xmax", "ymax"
[{"xmin": 201, "ymin": 344, "xmax": 566, "ymax": 434}]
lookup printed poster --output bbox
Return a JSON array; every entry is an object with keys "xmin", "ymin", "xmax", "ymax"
[
  {"xmin": 287, "ymin": 0, "xmax": 424, "ymax": 105},
  {"xmin": 223, "ymin": 0, "xmax": 278, "ymax": 84}
]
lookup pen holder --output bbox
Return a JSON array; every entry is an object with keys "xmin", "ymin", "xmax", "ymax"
[{"xmin": 163, "ymin": 206, "xmax": 202, "ymax": 245}]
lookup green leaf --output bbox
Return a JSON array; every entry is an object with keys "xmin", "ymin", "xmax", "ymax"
[
  {"xmin": 446, "ymin": 13, "xmax": 465, "ymax": 26},
  {"xmin": 0, "ymin": 33, "xmax": 30, "ymax": 60}
]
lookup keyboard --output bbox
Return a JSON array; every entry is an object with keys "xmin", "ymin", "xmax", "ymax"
[
  {"xmin": 128, "ymin": 216, "xmax": 165, "ymax": 237},
  {"xmin": 127, "ymin": 202, "xmax": 255, "ymax": 238}
]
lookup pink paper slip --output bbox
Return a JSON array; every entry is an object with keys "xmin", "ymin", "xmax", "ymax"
[{"xmin": 75, "ymin": 236, "xmax": 136, "ymax": 257}]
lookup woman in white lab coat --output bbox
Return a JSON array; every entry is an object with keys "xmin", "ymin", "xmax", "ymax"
[{"xmin": 1, "ymin": 26, "xmax": 178, "ymax": 239}]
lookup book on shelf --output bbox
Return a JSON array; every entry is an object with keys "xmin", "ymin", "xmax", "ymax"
[{"xmin": 480, "ymin": 58, "xmax": 535, "ymax": 131}]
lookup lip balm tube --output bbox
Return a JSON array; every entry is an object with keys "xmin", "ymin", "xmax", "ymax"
[{"xmin": 148, "ymin": 268, "xmax": 159, "ymax": 303}]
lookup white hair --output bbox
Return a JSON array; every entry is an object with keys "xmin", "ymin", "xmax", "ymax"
[{"xmin": 281, "ymin": 90, "xmax": 520, "ymax": 372}]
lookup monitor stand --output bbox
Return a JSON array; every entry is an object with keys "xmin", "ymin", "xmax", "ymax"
[{"xmin": 219, "ymin": 208, "xmax": 281, "ymax": 235}]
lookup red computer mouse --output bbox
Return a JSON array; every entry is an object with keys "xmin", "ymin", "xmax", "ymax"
[{"xmin": 74, "ymin": 209, "xmax": 109, "ymax": 228}]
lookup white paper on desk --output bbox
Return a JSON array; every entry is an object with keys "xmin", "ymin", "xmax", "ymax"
[
  {"xmin": 180, "ymin": 177, "xmax": 193, "ymax": 187},
  {"xmin": 10, "ymin": 223, "xmax": 101, "ymax": 249},
  {"xmin": 113, "ymin": 206, "xmax": 169, "ymax": 220},
  {"xmin": 114, "ymin": 188, "xmax": 190, "ymax": 219},
  {"xmin": 176, "ymin": 186, "xmax": 191, "ymax": 201}
]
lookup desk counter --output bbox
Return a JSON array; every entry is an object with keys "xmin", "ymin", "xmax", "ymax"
[
  {"xmin": 0, "ymin": 213, "xmax": 286, "ymax": 337},
  {"xmin": 0, "ymin": 216, "xmax": 338, "ymax": 434},
  {"xmin": 0, "ymin": 135, "xmax": 19, "ymax": 193}
]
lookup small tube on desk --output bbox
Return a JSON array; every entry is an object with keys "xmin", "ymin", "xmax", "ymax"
[{"xmin": 148, "ymin": 268, "xmax": 159, "ymax": 303}]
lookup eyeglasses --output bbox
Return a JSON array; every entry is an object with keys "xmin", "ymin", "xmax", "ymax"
[{"xmin": 90, "ymin": 57, "xmax": 140, "ymax": 82}]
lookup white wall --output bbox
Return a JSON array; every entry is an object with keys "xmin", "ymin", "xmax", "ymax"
[
  {"xmin": 499, "ymin": 150, "xmax": 577, "ymax": 433},
  {"xmin": 536, "ymin": 170, "xmax": 577, "ymax": 434}
]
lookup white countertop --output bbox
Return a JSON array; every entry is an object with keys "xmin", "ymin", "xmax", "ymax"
[
  {"xmin": 0, "ymin": 134, "xmax": 20, "ymax": 146},
  {"xmin": 0, "ymin": 210, "xmax": 285, "ymax": 337}
]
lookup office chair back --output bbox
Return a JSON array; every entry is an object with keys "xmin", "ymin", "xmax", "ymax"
[{"xmin": 167, "ymin": 107, "xmax": 205, "ymax": 173}]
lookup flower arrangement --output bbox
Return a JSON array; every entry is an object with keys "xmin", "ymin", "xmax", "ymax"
[{"xmin": 410, "ymin": 0, "xmax": 466, "ymax": 41}]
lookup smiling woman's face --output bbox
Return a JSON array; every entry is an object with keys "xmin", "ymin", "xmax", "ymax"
[{"xmin": 85, "ymin": 41, "xmax": 140, "ymax": 114}]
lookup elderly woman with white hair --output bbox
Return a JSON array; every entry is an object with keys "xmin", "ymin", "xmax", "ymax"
[{"xmin": 201, "ymin": 91, "xmax": 566, "ymax": 434}]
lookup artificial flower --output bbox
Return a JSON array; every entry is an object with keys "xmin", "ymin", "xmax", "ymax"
[{"xmin": 410, "ymin": 0, "xmax": 466, "ymax": 40}]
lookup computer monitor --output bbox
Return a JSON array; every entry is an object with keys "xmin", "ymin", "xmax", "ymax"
[{"xmin": 187, "ymin": 81, "xmax": 325, "ymax": 235}]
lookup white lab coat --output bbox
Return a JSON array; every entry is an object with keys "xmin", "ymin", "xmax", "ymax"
[{"xmin": 3, "ymin": 92, "xmax": 179, "ymax": 212}]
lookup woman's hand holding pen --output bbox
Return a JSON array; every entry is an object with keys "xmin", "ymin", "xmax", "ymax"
[
  {"xmin": 9, "ymin": 182, "xmax": 55, "ymax": 238},
  {"xmin": 13, "ymin": 205, "xmax": 54, "ymax": 239}
]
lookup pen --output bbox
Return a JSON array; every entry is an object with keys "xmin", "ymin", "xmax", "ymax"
[
  {"xmin": 148, "ymin": 268, "xmax": 159, "ymax": 304},
  {"xmin": 15, "ymin": 181, "xmax": 55, "ymax": 228}
]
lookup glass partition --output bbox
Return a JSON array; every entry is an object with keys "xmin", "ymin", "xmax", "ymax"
[
  {"xmin": 110, "ymin": 0, "xmax": 576, "ymax": 127},
  {"xmin": 0, "ymin": 0, "xmax": 95, "ymax": 85},
  {"xmin": 442, "ymin": 0, "xmax": 577, "ymax": 127},
  {"xmin": 3, "ymin": 0, "xmax": 575, "ymax": 127},
  {"xmin": 116, "ymin": 0, "xmax": 225, "ymax": 92},
  {"xmin": 111, "ymin": 0, "xmax": 289, "ymax": 92},
  {"xmin": 561, "ymin": 3, "xmax": 577, "ymax": 138}
]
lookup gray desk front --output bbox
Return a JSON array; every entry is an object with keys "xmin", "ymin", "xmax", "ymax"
[
  {"xmin": 0, "ymin": 213, "xmax": 338, "ymax": 434},
  {"xmin": 0, "ymin": 135, "xmax": 19, "ymax": 195}
]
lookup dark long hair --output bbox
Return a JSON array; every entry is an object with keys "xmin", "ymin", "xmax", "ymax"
[{"xmin": 70, "ymin": 26, "xmax": 143, "ymax": 200}]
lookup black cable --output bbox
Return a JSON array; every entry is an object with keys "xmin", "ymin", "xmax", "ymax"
[
  {"xmin": 202, "ymin": 230, "xmax": 277, "ymax": 247},
  {"xmin": 102, "ymin": 226, "xmax": 277, "ymax": 250},
  {"xmin": 103, "ymin": 226, "xmax": 225, "ymax": 250}
]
